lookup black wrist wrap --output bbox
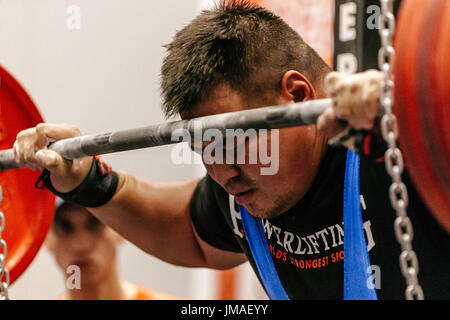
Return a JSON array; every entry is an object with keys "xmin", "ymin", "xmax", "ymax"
[{"xmin": 35, "ymin": 156, "xmax": 119, "ymax": 208}]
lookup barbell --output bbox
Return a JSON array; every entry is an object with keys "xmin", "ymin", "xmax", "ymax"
[{"xmin": 0, "ymin": 0, "xmax": 448, "ymax": 287}]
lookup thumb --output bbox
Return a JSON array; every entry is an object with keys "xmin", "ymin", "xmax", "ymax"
[
  {"xmin": 36, "ymin": 149, "xmax": 71, "ymax": 176},
  {"xmin": 36, "ymin": 149, "xmax": 93, "ymax": 192}
]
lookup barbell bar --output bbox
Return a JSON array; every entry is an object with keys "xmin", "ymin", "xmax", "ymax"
[{"xmin": 0, "ymin": 98, "xmax": 332, "ymax": 171}]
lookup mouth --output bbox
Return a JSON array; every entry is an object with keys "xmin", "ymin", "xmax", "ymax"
[
  {"xmin": 72, "ymin": 259, "xmax": 95, "ymax": 270},
  {"xmin": 233, "ymin": 189, "xmax": 256, "ymax": 205}
]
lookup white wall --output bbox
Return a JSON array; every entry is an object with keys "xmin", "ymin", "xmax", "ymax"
[{"xmin": 0, "ymin": 0, "xmax": 265, "ymax": 300}]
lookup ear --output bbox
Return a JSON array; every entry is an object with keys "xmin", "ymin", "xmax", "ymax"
[{"xmin": 279, "ymin": 70, "xmax": 317, "ymax": 103}]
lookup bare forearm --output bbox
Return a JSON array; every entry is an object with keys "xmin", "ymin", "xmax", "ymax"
[{"xmin": 88, "ymin": 171, "xmax": 207, "ymax": 267}]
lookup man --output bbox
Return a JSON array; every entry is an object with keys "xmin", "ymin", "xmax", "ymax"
[
  {"xmin": 13, "ymin": 1, "xmax": 450, "ymax": 299},
  {"xmin": 46, "ymin": 199, "xmax": 176, "ymax": 300}
]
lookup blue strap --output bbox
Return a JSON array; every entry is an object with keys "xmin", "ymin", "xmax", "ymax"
[
  {"xmin": 239, "ymin": 149, "xmax": 377, "ymax": 300},
  {"xmin": 343, "ymin": 149, "xmax": 377, "ymax": 300},
  {"xmin": 240, "ymin": 205, "xmax": 290, "ymax": 300}
]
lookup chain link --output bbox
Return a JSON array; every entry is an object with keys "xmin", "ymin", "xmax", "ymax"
[
  {"xmin": 0, "ymin": 186, "xmax": 10, "ymax": 300},
  {"xmin": 378, "ymin": 0, "xmax": 424, "ymax": 300}
]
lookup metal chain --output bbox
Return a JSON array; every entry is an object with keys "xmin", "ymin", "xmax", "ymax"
[
  {"xmin": 0, "ymin": 186, "xmax": 10, "ymax": 300},
  {"xmin": 378, "ymin": 0, "xmax": 424, "ymax": 300}
]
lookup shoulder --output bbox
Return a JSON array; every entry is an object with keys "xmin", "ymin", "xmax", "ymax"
[
  {"xmin": 132, "ymin": 284, "xmax": 180, "ymax": 300},
  {"xmin": 191, "ymin": 174, "xmax": 231, "ymax": 218}
]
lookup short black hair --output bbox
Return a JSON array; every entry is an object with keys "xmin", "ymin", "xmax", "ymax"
[
  {"xmin": 52, "ymin": 201, "xmax": 102, "ymax": 235},
  {"xmin": 160, "ymin": 0, "xmax": 330, "ymax": 118}
]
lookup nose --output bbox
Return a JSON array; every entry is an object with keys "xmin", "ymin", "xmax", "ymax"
[
  {"xmin": 69, "ymin": 229, "xmax": 94, "ymax": 254},
  {"xmin": 205, "ymin": 162, "xmax": 240, "ymax": 186}
]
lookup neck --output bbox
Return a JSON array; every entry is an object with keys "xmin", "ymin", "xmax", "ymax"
[{"xmin": 63, "ymin": 264, "xmax": 134, "ymax": 300}]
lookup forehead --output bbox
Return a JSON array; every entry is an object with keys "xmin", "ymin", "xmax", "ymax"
[
  {"xmin": 180, "ymin": 83, "xmax": 248, "ymax": 119},
  {"xmin": 54, "ymin": 203, "xmax": 91, "ymax": 224}
]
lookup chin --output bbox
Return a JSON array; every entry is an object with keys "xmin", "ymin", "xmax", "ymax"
[
  {"xmin": 245, "ymin": 203, "xmax": 283, "ymax": 219},
  {"xmin": 80, "ymin": 273, "xmax": 102, "ymax": 287},
  {"xmin": 245, "ymin": 194, "xmax": 295, "ymax": 219}
]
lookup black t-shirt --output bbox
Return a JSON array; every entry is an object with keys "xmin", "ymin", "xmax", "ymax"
[{"xmin": 190, "ymin": 145, "xmax": 450, "ymax": 300}]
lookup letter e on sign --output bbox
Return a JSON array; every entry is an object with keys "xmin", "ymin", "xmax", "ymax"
[{"xmin": 339, "ymin": 2, "xmax": 357, "ymax": 42}]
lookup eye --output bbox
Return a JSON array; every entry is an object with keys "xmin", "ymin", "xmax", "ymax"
[
  {"xmin": 85, "ymin": 215, "xmax": 103, "ymax": 232},
  {"xmin": 55, "ymin": 219, "xmax": 74, "ymax": 236}
]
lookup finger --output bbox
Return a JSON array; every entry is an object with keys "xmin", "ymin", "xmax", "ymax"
[
  {"xmin": 317, "ymin": 108, "xmax": 347, "ymax": 138},
  {"xmin": 363, "ymin": 80, "xmax": 380, "ymax": 119},
  {"xmin": 36, "ymin": 149, "xmax": 80, "ymax": 193},
  {"xmin": 349, "ymin": 82, "xmax": 366, "ymax": 119},
  {"xmin": 35, "ymin": 123, "xmax": 81, "ymax": 141},
  {"xmin": 16, "ymin": 138, "xmax": 27, "ymax": 163},
  {"xmin": 13, "ymin": 141, "xmax": 20, "ymax": 163},
  {"xmin": 35, "ymin": 133, "xmax": 49, "ymax": 150},
  {"xmin": 325, "ymin": 72, "xmax": 342, "ymax": 97},
  {"xmin": 35, "ymin": 149, "xmax": 70, "ymax": 174},
  {"xmin": 327, "ymin": 127, "xmax": 352, "ymax": 146},
  {"xmin": 334, "ymin": 79, "xmax": 355, "ymax": 119},
  {"xmin": 22, "ymin": 135, "xmax": 40, "ymax": 165},
  {"xmin": 14, "ymin": 139, "xmax": 37, "ymax": 169},
  {"xmin": 341, "ymin": 136, "xmax": 356, "ymax": 150},
  {"xmin": 36, "ymin": 150, "xmax": 93, "ymax": 193},
  {"xmin": 348, "ymin": 118, "xmax": 374, "ymax": 130},
  {"xmin": 28, "ymin": 163, "xmax": 40, "ymax": 171},
  {"xmin": 15, "ymin": 127, "xmax": 36, "ymax": 164}
]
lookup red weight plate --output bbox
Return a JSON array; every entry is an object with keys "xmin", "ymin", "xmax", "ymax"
[
  {"xmin": 433, "ymin": 2, "xmax": 450, "ymax": 157},
  {"xmin": 0, "ymin": 65, "xmax": 55, "ymax": 284},
  {"xmin": 395, "ymin": 0, "xmax": 450, "ymax": 233},
  {"xmin": 416, "ymin": 0, "xmax": 450, "ymax": 231}
]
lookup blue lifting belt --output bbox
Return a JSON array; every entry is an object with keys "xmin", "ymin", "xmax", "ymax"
[
  {"xmin": 343, "ymin": 150, "xmax": 377, "ymax": 300},
  {"xmin": 240, "ymin": 204, "xmax": 290, "ymax": 300},
  {"xmin": 239, "ymin": 149, "xmax": 377, "ymax": 300}
]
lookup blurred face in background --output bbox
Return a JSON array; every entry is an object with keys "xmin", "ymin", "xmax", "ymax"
[{"xmin": 46, "ymin": 202, "xmax": 122, "ymax": 287}]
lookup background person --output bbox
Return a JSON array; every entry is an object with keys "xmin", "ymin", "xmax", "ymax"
[{"xmin": 46, "ymin": 199, "xmax": 176, "ymax": 300}]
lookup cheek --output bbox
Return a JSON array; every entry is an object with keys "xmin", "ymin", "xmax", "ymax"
[
  {"xmin": 51, "ymin": 243, "xmax": 72, "ymax": 269},
  {"xmin": 252, "ymin": 127, "xmax": 317, "ymax": 186},
  {"xmin": 279, "ymin": 127, "xmax": 316, "ymax": 161},
  {"xmin": 203, "ymin": 163, "xmax": 214, "ymax": 176},
  {"xmin": 93, "ymin": 234, "xmax": 118, "ymax": 261}
]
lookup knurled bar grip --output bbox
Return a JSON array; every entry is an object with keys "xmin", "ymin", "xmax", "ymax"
[{"xmin": 0, "ymin": 98, "xmax": 332, "ymax": 172}]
